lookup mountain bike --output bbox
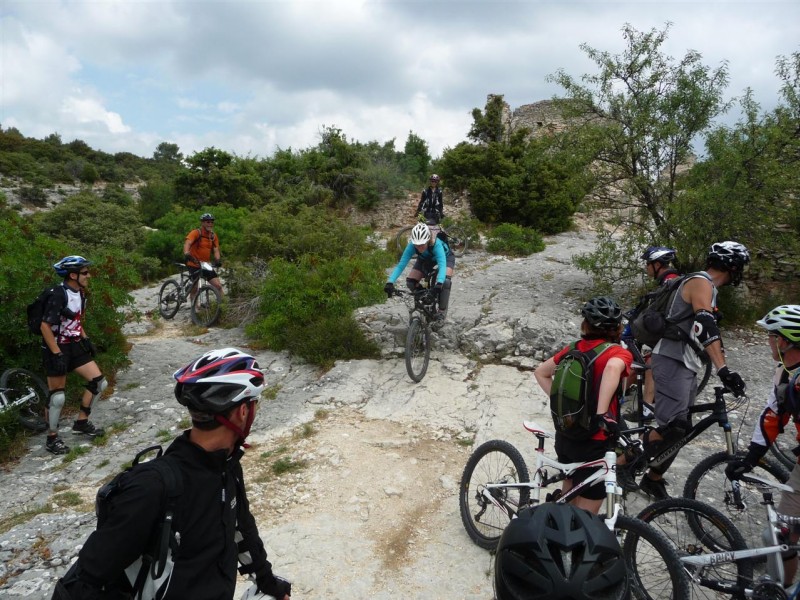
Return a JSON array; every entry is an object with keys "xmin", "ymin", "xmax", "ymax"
[
  {"xmin": 0, "ymin": 368, "xmax": 48, "ymax": 432},
  {"xmin": 458, "ymin": 422, "xmax": 691, "ymax": 599},
  {"xmin": 393, "ymin": 220, "xmax": 468, "ymax": 257},
  {"xmin": 389, "ymin": 266, "xmax": 445, "ymax": 383},
  {"xmin": 157, "ymin": 261, "xmax": 222, "ymax": 327},
  {"xmin": 638, "ymin": 475, "xmax": 800, "ymax": 600}
]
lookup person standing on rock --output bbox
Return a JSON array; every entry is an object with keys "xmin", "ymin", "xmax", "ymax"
[
  {"xmin": 639, "ymin": 241, "xmax": 750, "ymax": 500},
  {"xmin": 40, "ymin": 256, "xmax": 106, "ymax": 456},
  {"xmin": 52, "ymin": 348, "xmax": 292, "ymax": 600},
  {"xmin": 415, "ymin": 174, "xmax": 444, "ymax": 225},
  {"xmin": 183, "ymin": 212, "xmax": 223, "ymax": 303},
  {"xmin": 534, "ymin": 296, "xmax": 633, "ymax": 514},
  {"xmin": 384, "ymin": 222, "xmax": 454, "ymax": 321},
  {"xmin": 725, "ymin": 305, "xmax": 800, "ymax": 586}
]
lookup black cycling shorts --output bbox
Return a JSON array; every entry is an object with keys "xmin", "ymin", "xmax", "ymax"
[
  {"xmin": 42, "ymin": 339, "xmax": 93, "ymax": 377},
  {"xmin": 554, "ymin": 435, "xmax": 608, "ymax": 500}
]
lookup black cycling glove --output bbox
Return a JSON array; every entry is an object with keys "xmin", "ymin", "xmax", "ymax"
[
  {"xmin": 213, "ymin": 259, "xmax": 222, "ymax": 268},
  {"xmin": 81, "ymin": 337, "xmax": 98, "ymax": 358},
  {"xmin": 256, "ymin": 573, "xmax": 291, "ymax": 598},
  {"xmin": 183, "ymin": 253, "xmax": 193, "ymax": 264},
  {"xmin": 592, "ymin": 414, "xmax": 619, "ymax": 438},
  {"xmin": 51, "ymin": 351, "xmax": 68, "ymax": 375},
  {"xmin": 433, "ymin": 282, "xmax": 443, "ymax": 297},
  {"xmin": 384, "ymin": 282, "xmax": 395, "ymax": 298},
  {"xmin": 718, "ymin": 366, "xmax": 746, "ymax": 397}
]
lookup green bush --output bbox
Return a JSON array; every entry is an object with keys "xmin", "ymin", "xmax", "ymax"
[{"xmin": 485, "ymin": 223, "xmax": 546, "ymax": 256}]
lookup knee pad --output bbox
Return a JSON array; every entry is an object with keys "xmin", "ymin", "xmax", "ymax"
[
  {"xmin": 406, "ymin": 278, "xmax": 419, "ymax": 291},
  {"xmin": 85, "ymin": 375, "xmax": 107, "ymax": 405},
  {"xmin": 48, "ymin": 389, "xmax": 65, "ymax": 431}
]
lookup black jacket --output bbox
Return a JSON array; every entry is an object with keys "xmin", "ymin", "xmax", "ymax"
[
  {"xmin": 416, "ymin": 187, "xmax": 443, "ymax": 223},
  {"xmin": 57, "ymin": 432, "xmax": 276, "ymax": 599}
]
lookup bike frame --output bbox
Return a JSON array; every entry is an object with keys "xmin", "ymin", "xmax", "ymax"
[
  {"xmin": 478, "ymin": 422, "xmax": 628, "ymax": 531},
  {"xmin": 675, "ymin": 474, "xmax": 800, "ymax": 595},
  {"xmin": 0, "ymin": 384, "xmax": 38, "ymax": 412}
]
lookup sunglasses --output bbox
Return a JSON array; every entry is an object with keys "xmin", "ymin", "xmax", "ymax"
[
  {"xmin": 79, "ymin": 271, "xmax": 90, "ymax": 276},
  {"xmin": 202, "ymin": 220, "xmax": 215, "ymax": 223}
]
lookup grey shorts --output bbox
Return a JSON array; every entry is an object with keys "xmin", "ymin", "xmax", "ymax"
[{"xmin": 651, "ymin": 353, "xmax": 698, "ymax": 427}]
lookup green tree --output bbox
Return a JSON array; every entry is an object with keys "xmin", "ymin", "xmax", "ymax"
[
  {"xmin": 468, "ymin": 95, "xmax": 507, "ymax": 144},
  {"xmin": 550, "ymin": 23, "xmax": 730, "ymax": 287},
  {"xmin": 403, "ymin": 131, "xmax": 431, "ymax": 181}
]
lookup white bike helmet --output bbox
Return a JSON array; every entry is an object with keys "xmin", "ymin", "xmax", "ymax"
[
  {"xmin": 410, "ymin": 223, "xmax": 431, "ymax": 245},
  {"xmin": 757, "ymin": 305, "xmax": 800, "ymax": 343}
]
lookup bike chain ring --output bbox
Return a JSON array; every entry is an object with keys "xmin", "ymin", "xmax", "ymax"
[{"xmin": 752, "ymin": 580, "xmax": 788, "ymax": 600}]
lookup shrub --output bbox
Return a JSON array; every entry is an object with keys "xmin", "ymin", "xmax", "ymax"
[{"xmin": 485, "ymin": 223, "xmax": 546, "ymax": 256}]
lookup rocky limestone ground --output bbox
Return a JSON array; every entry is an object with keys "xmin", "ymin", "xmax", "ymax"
[{"xmin": 0, "ymin": 229, "xmax": 777, "ymax": 599}]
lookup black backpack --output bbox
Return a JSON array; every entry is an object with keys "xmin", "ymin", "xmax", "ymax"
[
  {"xmin": 550, "ymin": 342, "xmax": 616, "ymax": 440},
  {"xmin": 55, "ymin": 445, "xmax": 184, "ymax": 600},
  {"xmin": 629, "ymin": 274, "xmax": 699, "ymax": 348},
  {"xmin": 26, "ymin": 285, "xmax": 69, "ymax": 336}
]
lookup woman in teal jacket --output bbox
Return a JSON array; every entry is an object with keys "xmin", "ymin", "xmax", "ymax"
[{"xmin": 384, "ymin": 222, "xmax": 455, "ymax": 320}]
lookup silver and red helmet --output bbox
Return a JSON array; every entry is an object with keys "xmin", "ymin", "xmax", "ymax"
[{"xmin": 173, "ymin": 348, "xmax": 265, "ymax": 414}]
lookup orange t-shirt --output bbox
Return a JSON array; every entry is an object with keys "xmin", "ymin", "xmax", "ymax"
[{"xmin": 185, "ymin": 229, "xmax": 219, "ymax": 264}]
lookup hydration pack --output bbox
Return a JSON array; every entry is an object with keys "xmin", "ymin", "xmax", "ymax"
[
  {"xmin": 629, "ymin": 274, "xmax": 692, "ymax": 348},
  {"xmin": 550, "ymin": 342, "xmax": 615, "ymax": 440},
  {"xmin": 26, "ymin": 285, "xmax": 73, "ymax": 336}
]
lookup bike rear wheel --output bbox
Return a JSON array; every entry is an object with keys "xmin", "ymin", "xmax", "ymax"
[
  {"xmin": 459, "ymin": 439, "xmax": 530, "ymax": 550},
  {"xmin": 1, "ymin": 368, "xmax": 48, "ymax": 432},
  {"xmin": 158, "ymin": 279, "xmax": 182, "ymax": 319},
  {"xmin": 683, "ymin": 450, "xmax": 789, "ymax": 562},
  {"xmin": 637, "ymin": 497, "xmax": 752, "ymax": 600},
  {"xmin": 405, "ymin": 316, "xmax": 430, "ymax": 382},
  {"xmin": 697, "ymin": 349, "xmax": 712, "ymax": 394},
  {"xmin": 191, "ymin": 285, "xmax": 222, "ymax": 327},
  {"xmin": 393, "ymin": 225, "xmax": 414, "ymax": 255},
  {"xmin": 614, "ymin": 514, "xmax": 691, "ymax": 600},
  {"xmin": 444, "ymin": 225, "xmax": 468, "ymax": 257}
]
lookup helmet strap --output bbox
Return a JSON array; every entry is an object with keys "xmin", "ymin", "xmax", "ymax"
[{"xmin": 214, "ymin": 401, "xmax": 256, "ymax": 449}]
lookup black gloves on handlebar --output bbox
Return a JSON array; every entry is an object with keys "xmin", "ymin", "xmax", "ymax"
[
  {"xmin": 718, "ymin": 366, "xmax": 746, "ymax": 397},
  {"xmin": 591, "ymin": 413, "xmax": 619, "ymax": 438},
  {"xmin": 183, "ymin": 253, "xmax": 193, "ymax": 264},
  {"xmin": 213, "ymin": 259, "xmax": 222, "ymax": 268},
  {"xmin": 384, "ymin": 282, "xmax": 395, "ymax": 298},
  {"xmin": 433, "ymin": 282, "xmax": 443, "ymax": 298}
]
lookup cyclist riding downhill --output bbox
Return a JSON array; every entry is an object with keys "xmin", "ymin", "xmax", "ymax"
[
  {"xmin": 638, "ymin": 240, "xmax": 750, "ymax": 500},
  {"xmin": 415, "ymin": 174, "xmax": 444, "ymax": 225},
  {"xmin": 37, "ymin": 255, "xmax": 107, "ymax": 456},
  {"xmin": 384, "ymin": 222, "xmax": 454, "ymax": 322},
  {"xmin": 183, "ymin": 212, "xmax": 224, "ymax": 303}
]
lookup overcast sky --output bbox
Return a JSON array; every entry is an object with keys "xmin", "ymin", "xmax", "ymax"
[{"xmin": 2, "ymin": 1, "xmax": 798, "ymax": 162}]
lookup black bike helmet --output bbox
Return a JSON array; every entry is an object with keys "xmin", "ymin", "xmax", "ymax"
[
  {"xmin": 494, "ymin": 504, "xmax": 628, "ymax": 600},
  {"xmin": 173, "ymin": 348, "xmax": 265, "ymax": 415},
  {"xmin": 53, "ymin": 255, "xmax": 92, "ymax": 277},
  {"xmin": 707, "ymin": 241, "xmax": 749, "ymax": 285},
  {"xmin": 581, "ymin": 297, "xmax": 623, "ymax": 330},
  {"xmin": 200, "ymin": 212, "xmax": 215, "ymax": 221},
  {"xmin": 640, "ymin": 246, "xmax": 676, "ymax": 265}
]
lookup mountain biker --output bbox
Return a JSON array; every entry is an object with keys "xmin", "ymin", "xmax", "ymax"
[
  {"xmin": 415, "ymin": 174, "xmax": 444, "ymax": 224},
  {"xmin": 639, "ymin": 240, "xmax": 750, "ymax": 499},
  {"xmin": 183, "ymin": 213, "xmax": 223, "ymax": 302},
  {"xmin": 384, "ymin": 222, "xmax": 454, "ymax": 321},
  {"xmin": 52, "ymin": 348, "xmax": 292, "ymax": 600},
  {"xmin": 622, "ymin": 246, "xmax": 681, "ymax": 408},
  {"xmin": 726, "ymin": 305, "xmax": 800, "ymax": 586},
  {"xmin": 40, "ymin": 256, "xmax": 106, "ymax": 455},
  {"xmin": 494, "ymin": 503, "xmax": 629, "ymax": 600},
  {"xmin": 533, "ymin": 297, "xmax": 633, "ymax": 514}
]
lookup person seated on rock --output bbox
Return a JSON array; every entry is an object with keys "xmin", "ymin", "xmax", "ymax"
[{"xmin": 383, "ymin": 222, "xmax": 455, "ymax": 321}]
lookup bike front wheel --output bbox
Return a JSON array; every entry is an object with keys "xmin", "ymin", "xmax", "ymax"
[
  {"xmin": 1, "ymin": 368, "xmax": 49, "ymax": 431},
  {"xmin": 637, "ymin": 497, "xmax": 752, "ymax": 600},
  {"xmin": 683, "ymin": 450, "xmax": 789, "ymax": 560},
  {"xmin": 191, "ymin": 285, "xmax": 222, "ymax": 327},
  {"xmin": 614, "ymin": 514, "xmax": 691, "ymax": 600},
  {"xmin": 405, "ymin": 316, "xmax": 430, "ymax": 382},
  {"xmin": 445, "ymin": 225, "xmax": 468, "ymax": 257},
  {"xmin": 158, "ymin": 279, "xmax": 182, "ymax": 319},
  {"xmin": 459, "ymin": 439, "xmax": 530, "ymax": 550}
]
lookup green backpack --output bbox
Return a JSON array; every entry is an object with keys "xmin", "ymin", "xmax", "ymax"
[{"xmin": 550, "ymin": 342, "xmax": 616, "ymax": 440}]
